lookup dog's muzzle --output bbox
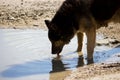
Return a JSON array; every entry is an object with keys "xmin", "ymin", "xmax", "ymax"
[{"xmin": 51, "ymin": 45, "xmax": 63, "ymax": 55}]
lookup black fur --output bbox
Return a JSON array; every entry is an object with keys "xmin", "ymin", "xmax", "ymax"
[
  {"xmin": 91, "ymin": 0, "xmax": 120, "ymax": 21},
  {"xmin": 45, "ymin": 0, "xmax": 120, "ymax": 56}
]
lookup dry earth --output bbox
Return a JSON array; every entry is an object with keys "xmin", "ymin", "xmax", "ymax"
[
  {"xmin": 0, "ymin": 0, "xmax": 120, "ymax": 80},
  {"xmin": 0, "ymin": 0, "xmax": 64, "ymax": 29}
]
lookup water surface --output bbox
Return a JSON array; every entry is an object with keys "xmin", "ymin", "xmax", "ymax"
[{"xmin": 0, "ymin": 29, "xmax": 120, "ymax": 80}]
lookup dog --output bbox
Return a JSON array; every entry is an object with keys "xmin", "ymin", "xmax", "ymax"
[{"xmin": 45, "ymin": 0, "xmax": 120, "ymax": 61}]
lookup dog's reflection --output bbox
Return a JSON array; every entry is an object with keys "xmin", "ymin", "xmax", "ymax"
[
  {"xmin": 50, "ymin": 55, "xmax": 87, "ymax": 73},
  {"xmin": 49, "ymin": 57, "xmax": 68, "ymax": 80},
  {"xmin": 50, "ymin": 57, "xmax": 66, "ymax": 73},
  {"xmin": 49, "ymin": 54, "xmax": 93, "ymax": 80},
  {"xmin": 76, "ymin": 55, "xmax": 84, "ymax": 67}
]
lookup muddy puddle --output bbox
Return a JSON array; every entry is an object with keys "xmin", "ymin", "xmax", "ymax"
[{"xmin": 0, "ymin": 29, "xmax": 120, "ymax": 80}]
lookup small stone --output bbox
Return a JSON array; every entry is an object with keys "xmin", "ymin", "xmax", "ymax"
[
  {"xmin": 13, "ymin": 27, "xmax": 16, "ymax": 29},
  {"xmin": 33, "ymin": 24, "xmax": 39, "ymax": 27},
  {"xmin": 39, "ymin": 13, "xmax": 44, "ymax": 16},
  {"xmin": 110, "ymin": 39, "xmax": 120, "ymax": 44},
  {"xmin": 8, "ymin": 16, "xmax": 15, "ymax": 20},
  {"xmin": 117, "ymin": 55, "xmax": 120, "ymax": 57}
]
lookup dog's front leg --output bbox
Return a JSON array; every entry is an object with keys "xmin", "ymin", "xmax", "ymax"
[
  {"xmin": 86, "ymin": 26, "xmax": 96, "ymax": 63},
  {"xmin": 77, "ymin": 32, "xmax": 84, "ymax": 57},
  {"xmin": 77, "ymin": 32, "xmax": 83, "ymax": 52}
]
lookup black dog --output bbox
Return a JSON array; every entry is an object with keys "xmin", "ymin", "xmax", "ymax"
[{"xmin": 45, "ymin": 0, "xmax": 120, "ymax": 60}]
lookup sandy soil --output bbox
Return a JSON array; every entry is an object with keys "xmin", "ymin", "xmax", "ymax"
[
  {"xmin": 65, "ymin": 63, "xmax": 120, "ymax": 80},
  {"xmin": 0, "ymin": 0, "xmax": 64, "ymax": 29},
  {"xmin": 0, "ymin": 0, "xmax": 120, "ymax": 80}
]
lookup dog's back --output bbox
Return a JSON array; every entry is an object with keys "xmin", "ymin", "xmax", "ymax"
[{"xmin": 90, "ymin": 0, "xmax": 120, "ymax": 27}]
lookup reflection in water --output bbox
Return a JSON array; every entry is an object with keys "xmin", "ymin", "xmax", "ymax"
[
  {"xmin": 49, "ymin": 58, "xmax": 70, "ymax": 80},
  {"xmin": 0, "ymin": 55, "xmax": 85, "ymax": 80},
  {"xmin": 76, "ymin": 56, "xmax": 84, "ymax": 67},
  {"xmin": 0, "ymin": 29, "xmax": 120, "ymax": 80},
  {"xmin": 1, "ymin": 45, "xmax": 120, "ymax": 79},
  {"xmin": 50, "ymin": 55, "xmax": 85, "ymax": 73},
  {"xmin": 50, "ymin": 59, "xmax": 66, "ymax": 73},
  {"xmin": 0, "ymin": 54, "xmax": 85, "ymax": 78},
  {"xmin": 49, "ymin": 56, "xmax": 85, "ymax": 80}
]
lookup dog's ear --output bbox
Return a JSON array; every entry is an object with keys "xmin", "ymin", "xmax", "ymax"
[
  {"xmin": 44, "ymin": 20, "xmax": 51, "ymax": 29},
  {"xmin": 44, "ymin": 20, "xmax": 57, "ymax": 30}
]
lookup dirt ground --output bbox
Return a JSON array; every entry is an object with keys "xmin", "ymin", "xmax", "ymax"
[
  {"xmin": 0, "ymin": 0, "xmax": 64, "ymax": 29},
  {"xmin": 0, "ymin": 0, "xmax": 120, "ymax": 80}
]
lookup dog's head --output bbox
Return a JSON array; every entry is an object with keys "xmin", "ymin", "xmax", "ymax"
[{"xmin": 45, "ymin": 20, "xmax": 70, "ymax": 55}]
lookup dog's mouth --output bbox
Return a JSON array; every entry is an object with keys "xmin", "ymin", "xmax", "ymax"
[
  {"xmin": 51, "ymin": 45, "xmax": 64, "ymax": 56},
  {"xmin": 52, "ymin": 47, "xmax": 62, "ymax": 55}
]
